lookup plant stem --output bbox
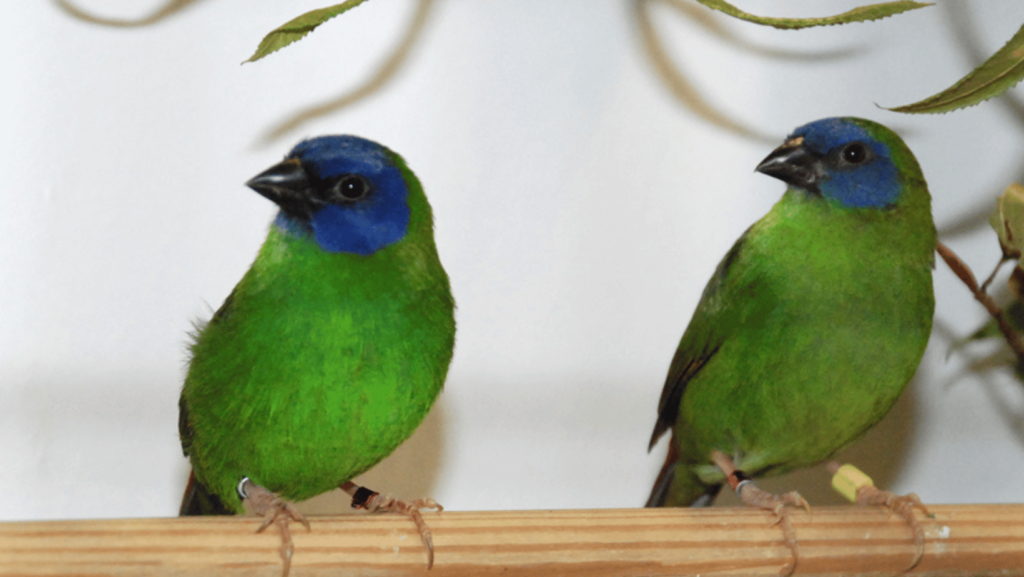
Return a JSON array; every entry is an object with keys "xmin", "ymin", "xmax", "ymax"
[{"xmin": 936, "ymin": 242, "xmax": 1024, "ymax": 360}]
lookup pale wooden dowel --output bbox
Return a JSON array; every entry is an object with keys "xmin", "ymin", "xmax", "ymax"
[{"xmin": 1, "ymin": 505, "xmax": 1022, "ymax": 576}]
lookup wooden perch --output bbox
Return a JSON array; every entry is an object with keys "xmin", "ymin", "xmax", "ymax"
[{"xmin": 1, "ymin": 504, "xmax": 1022, "ymax": 576}]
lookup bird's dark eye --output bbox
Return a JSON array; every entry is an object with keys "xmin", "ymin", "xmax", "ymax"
[
  {"xmin": 330, "ymin": 175, "xmax": 370, "ymax": 201},
  {"xmin": 841, "ymin": 143, "xmax": 868, "ymax": 164}
]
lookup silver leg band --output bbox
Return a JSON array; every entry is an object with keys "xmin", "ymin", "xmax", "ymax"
[
  {"xmin": 735, "ymin": 478, "xmax": 754, "ymax": 496},
  {"xmin": 237, "ymin": 477, "xmax": 252, "ymax": 500}
]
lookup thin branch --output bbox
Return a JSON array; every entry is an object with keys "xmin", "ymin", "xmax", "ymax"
[
  {"xmin": 936, "ymin": 242, "xmax": 1024, "ymax": 360},
  {"xmin": 632, "ymin": 0, "xmax": 774, "ymax": 144},
  {"xmin": 53, "ymin": 0, "xmax": 199, "ymax": 27},
  {"xmin": 979, "ymin": 257, "xmax": 1008, "ymax": 293},
  {"xmin": 258, "ymin": 0, "xmax": 435, "ymax": 145}
]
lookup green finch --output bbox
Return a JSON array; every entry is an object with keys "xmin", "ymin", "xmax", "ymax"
[
  {"xmin": 647, "ymin": 117, "xmax": 935, "ymax": 572},
  {"xmin": 179, "ymin": 135, "xmax": 455, "ymax": 574}
]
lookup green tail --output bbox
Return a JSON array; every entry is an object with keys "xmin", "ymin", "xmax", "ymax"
[{"xmin": 646, "ymin": 442, "xmax": 721, "ymax": 507}]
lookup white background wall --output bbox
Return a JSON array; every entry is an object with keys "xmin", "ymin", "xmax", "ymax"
[{"xmin": 2, "ymin": 0, "xmax": 1023, "ymax": 521}]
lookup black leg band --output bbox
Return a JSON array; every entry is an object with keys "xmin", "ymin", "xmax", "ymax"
[
  {"xmin": 351, "ymin": 486, "xmax": 379, "ymax": 509},
  {"xmin": 727, "ymin": 469, "xmax": 751, "ymax": 492}
]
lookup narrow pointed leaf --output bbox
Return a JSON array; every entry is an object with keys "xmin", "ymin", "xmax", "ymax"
[
  {"xmin": 888, "ymin": 23, "xmax": 1024, "ymax": 113},
  {"xmin": 695, "ymin": 0, "xmax": 930, "ymax": 30},
  {"xmin": 246, "ymin": 0, "xmax": 371, "ymax": 63}
]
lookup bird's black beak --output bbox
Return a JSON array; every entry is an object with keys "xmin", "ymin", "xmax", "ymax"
[
  {"xmin": 246, "ymin": 158, "xmax": 315, "ymax": 220},
  {"xmin": 755, "ymin": 136, "xmax": 824, "ymax": 194}
]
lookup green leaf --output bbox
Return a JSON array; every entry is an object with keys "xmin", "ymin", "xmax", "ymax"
[
  {"xmin": 990, "ymin": 183, "xmax": 1024, "ymax": 260},
  {"xmin": 888, "ymin": 23, "xmax": 1024, "ymax": 113},
  {"xmin": 246, "ymin": 0, "xmax": 371, "ymax": 63},
  {"xmin": 694, "ymin": 0, "xmax": 930, "ymax": 30}
]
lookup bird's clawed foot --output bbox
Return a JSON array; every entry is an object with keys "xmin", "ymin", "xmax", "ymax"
[
  {"xmin": 341, "ymin": 481, "xmax": 443, "ymax": 569},
  {"xmin": 712, "ymin": 450, "xmax": 806, "ymax": 577},
  {"xmin": 827, "ymin": 461, "xmax": 930, "ymax": 571},
  {"xmin": 736, "ymin": 481, "xmax": 807, "ymax": 576},
  {"xmin": 239, "ymin": 478, "xmax": 311, "ymax": 577},
  {"xmin": 857, "ymin": 485, "xmax": 929, "ymax": 570}
]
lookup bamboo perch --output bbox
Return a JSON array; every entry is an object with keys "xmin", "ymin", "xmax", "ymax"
[{"xmin": 1, "ymin": 505, "xmax": 1022, "ymax": 576}]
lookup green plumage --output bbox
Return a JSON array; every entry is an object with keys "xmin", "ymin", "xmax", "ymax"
[
  {"xmin": 180, "ymin": 138, "xmax": 455, "ymax": 515},
  {"xmin": 648, "ymin": 118, "xmax": 935, "ymax": 507}
]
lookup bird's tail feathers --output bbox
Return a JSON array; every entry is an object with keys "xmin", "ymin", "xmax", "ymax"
[
  {"xmin": 645, "ymin": 441, "xmax": 678, "ymax": 507},
  {"xmin": 180, "ymin": 470, "xmax": 234, "ymax": 516},
  {"xmin": 645, "ymin": 441, "xmax": 721, "ymax": 507}
]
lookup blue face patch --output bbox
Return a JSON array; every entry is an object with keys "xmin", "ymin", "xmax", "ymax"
[
  {"xmin": 789, "ymin": 118, "xmax": 902, "ymax": 209},
  {"xmin": 276, "ymin": 136, "xmax": 411, "ymax": 256}
]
